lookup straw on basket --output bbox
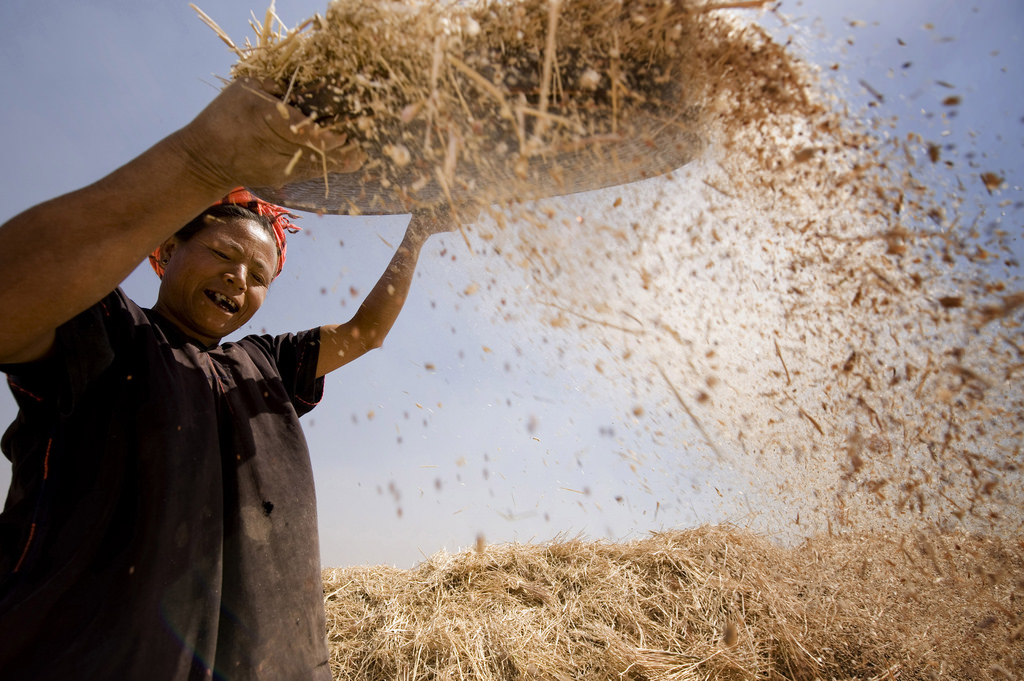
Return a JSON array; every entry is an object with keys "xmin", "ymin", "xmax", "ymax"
[{"xmin": 214, "ymin": 0, "xmax": 726, "ymax": 214}]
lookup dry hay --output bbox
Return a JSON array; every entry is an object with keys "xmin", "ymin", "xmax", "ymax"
[
  {"xmin": 322, "ymin": 526, "xmax": 1024, "ymax": 680},
  {"xmin": 203, "ymin": 0, "xmax": 791, "ymax": 215}
]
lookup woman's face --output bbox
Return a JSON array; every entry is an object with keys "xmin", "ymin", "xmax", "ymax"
[{"xmin": 153, "ymin": 216, "xmax": 278, "ymax": 346}]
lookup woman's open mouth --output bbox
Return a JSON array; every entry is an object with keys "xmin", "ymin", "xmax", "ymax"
[{"xmin": 205, "ymin": 289, "xmax": 239, "ymax": 313}]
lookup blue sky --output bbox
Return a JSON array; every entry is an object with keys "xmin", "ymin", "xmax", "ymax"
[{"xmin": 1, "ymin": 0, "xmax": 1021, "ymax": 567}]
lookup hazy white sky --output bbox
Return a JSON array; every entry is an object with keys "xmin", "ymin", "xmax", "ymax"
[{"xmin": 1, "ymin": 0, "xmax": 1020, "ymax": 567}]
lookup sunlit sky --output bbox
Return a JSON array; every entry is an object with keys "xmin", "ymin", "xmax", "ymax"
[{"xmin": 1, "ymin": 0, "xmax": 1020, "ymax": 567}]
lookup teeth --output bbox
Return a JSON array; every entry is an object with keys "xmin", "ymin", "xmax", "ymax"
[{"xmin": 206, "ymin": 290, "xmax": 238, "ymax": 313}]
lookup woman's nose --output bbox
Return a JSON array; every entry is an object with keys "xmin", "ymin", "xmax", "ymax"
[{"xmin": 223, "ymin": 264, "xmax": 248, "ymax": 290}]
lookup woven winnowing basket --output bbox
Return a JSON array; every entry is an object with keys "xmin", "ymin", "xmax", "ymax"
[{"xmin": 238, "ymin": 0, "xmax": 707, "ymax": 214}]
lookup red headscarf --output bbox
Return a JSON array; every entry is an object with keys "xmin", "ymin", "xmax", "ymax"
[{"xmin": 149, "ymin": 188, "xmax": 299, "ymax": 280}]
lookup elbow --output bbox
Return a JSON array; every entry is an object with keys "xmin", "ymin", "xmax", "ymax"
[{"xmin": 362, "ymin": 321, "xmax": 396, "ymax": 352}]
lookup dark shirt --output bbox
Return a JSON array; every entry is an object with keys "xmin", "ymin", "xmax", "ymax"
[{"xmin": 0, "ymin": 289, "xmax": 332, "ymax": 680}]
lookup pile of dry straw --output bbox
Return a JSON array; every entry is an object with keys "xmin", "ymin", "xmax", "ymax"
[{"xmin": 322, "ymin": 525, "xmax": 1023, "ymax": 680}]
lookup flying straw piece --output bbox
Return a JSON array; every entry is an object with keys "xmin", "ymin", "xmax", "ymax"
[
  {"xmin": 190, "ymin": 3, "xmax": 244, "ymax": 57},
  {"xmin": 658, "ymin": 364, "xmax": 725, "ymax": 460}
]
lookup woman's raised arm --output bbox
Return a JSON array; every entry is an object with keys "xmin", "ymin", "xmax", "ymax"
[{"xmin": 0, "ymin": 80, "xmax": 357, "ymax": 365}]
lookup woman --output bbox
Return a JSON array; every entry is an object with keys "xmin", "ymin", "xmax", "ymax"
[{"xmin": 0, "ymin": 80, "xmax": 454, "ymax": 679}]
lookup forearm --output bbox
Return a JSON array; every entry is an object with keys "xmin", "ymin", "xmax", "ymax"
[
  {"xmin": 316, "ymin": 229, "xmax": 428, "ymax": 377},
  {"xmin": 0, "ymin": 79, "xmax": 350, "ymax": 365},
  {"xmin": 0, "ymin": 129, "xmax": 231, "ymax": 363},
  {"xmin": 356, "ymin": 229, "xmax": 429, "ymax": 340}
]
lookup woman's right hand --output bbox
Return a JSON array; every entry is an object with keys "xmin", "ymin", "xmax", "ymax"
[{"xmin": 173, "ymin": 78, "xmax": 367, "ymax": 193}]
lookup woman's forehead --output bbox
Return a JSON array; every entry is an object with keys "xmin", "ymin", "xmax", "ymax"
[{"xmin": 197, "ymin": 217, "xmax": 278, "ymax": 265}]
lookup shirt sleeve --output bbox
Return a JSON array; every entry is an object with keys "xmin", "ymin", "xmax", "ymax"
[
  {"xmin": 240, "ymin": 328, "xmax": 324, "ymax": 417},
  {"xmin": 0, "ymin": 289, "xmax": 134, "ymax": 573},
  {"xmin": 1, "ymin": 289, "xmax": 133, "ymax": 424}
]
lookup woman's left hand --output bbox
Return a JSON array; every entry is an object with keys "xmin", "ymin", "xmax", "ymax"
[{"xmin": 406, "ymin": 203, "xmax": 481, "ymax": 243}]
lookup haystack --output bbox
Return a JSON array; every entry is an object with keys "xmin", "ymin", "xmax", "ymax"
[{"xmin": 322, "ymin": 526, "xmax": 1024, "ymax": 680}]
